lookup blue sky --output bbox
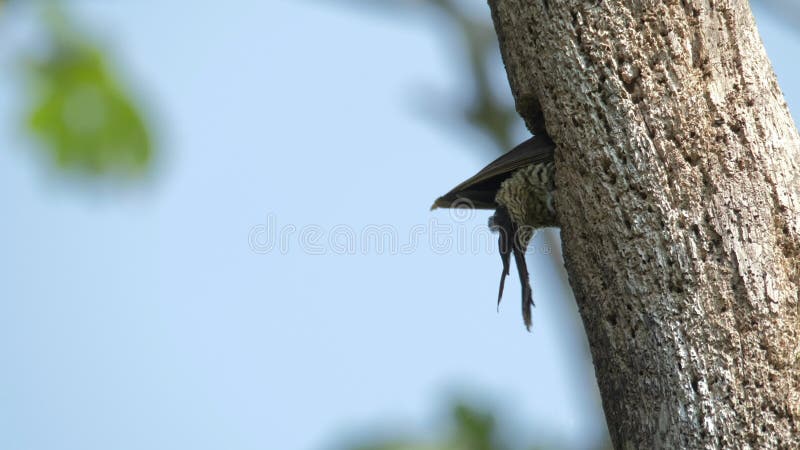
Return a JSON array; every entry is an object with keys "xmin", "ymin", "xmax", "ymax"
[{"xmin": 0, "ymin": 2, "xmax": 797, "ymax": 450}]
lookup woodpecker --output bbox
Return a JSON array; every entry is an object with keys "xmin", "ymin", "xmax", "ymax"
[{"xmin": 431, "ymin": 134, "xmax": 557, "ymax": 330}]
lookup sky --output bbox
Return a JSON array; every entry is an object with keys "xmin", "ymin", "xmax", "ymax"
[{"xmin": 0, "ymin": 2, "xmax": 797, "ymax": 450}]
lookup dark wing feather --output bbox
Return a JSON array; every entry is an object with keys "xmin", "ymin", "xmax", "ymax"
[{"xmin": 431, "ymin": 134, "xmax": 556, "ymax": 210}]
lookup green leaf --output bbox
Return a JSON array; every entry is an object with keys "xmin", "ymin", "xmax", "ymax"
[{"xmin": 24, "ymin": 4, "xmax": 153, "ymax": 177}]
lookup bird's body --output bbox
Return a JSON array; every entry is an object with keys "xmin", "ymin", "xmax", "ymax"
[{"xmin": 432, "ymin": 134, "xmax": 558, "ymax": 329}]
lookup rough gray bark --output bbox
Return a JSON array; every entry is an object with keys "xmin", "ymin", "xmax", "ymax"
[{"xmin": 488, "ymin": 0, "xmax": 800, "ymax": 447}]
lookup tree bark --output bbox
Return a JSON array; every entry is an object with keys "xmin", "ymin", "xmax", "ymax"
[{"xmin": 488, "ymin": 0, "xmax": 800, "ymax": 447}]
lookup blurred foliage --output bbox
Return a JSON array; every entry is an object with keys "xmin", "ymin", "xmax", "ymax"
[
  {"xmin": 336, "ymin": 398, "xmax": 613, "ymax": 450},
  {"xmin": 343, "ymin": 402, "xmax": 517, "ymax": 450},
  {"xmin": 21, "ymin": 4, "xmax": 153, "ymax": 177}
]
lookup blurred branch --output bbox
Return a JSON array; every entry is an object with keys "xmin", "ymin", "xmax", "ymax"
[
  {"xmin": 424, "ymin": 0, "xmax": 518, "ymax": 152},
  {"xmin": 335, "ymin": 0, "xmax": 519, "ymax": 154},
  {"xmin": 755, "ymin": 0, "xmax": 800, "ymax": 32}
]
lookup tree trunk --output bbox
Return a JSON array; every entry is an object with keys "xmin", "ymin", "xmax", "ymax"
[{"xmin": 487, "ymin": 0, "xmax": 800, "ymax": 447}]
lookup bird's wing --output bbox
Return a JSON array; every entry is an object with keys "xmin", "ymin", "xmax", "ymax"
[{"xmin": 431, "ymin": 134, "xmax": 556, "ymax": 210}]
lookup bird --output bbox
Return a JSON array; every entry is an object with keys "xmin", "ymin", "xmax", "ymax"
[{"xmin": 431, "ymin": 134, "xmax": 558, "ymax": 330}]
